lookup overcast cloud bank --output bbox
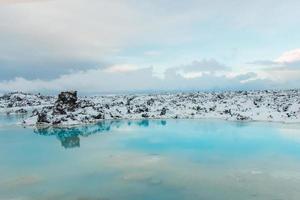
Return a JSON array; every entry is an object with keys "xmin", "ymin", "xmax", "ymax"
[{"xmin": 0, "ymin": 0, "xmax": 299, "ymax": 93}]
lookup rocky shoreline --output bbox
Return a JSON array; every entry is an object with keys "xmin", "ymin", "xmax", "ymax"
[{"xmin": 0, "ymin": 89, "xmax": 300, "ymax": 126}]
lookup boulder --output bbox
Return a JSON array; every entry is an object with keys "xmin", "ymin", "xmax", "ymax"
[
  {"xmin": 236, "ymin": 114, "xmax": 250, "ymax": 121},
  {"xmin": 142, "ymin": 113, "xmax": 149, "ymax": 118},
  {"xmin": 53, "ymin": 91, "xmax": 78, "ymax": 115},
  {"xmin": 37, "ymin": 112, "xmax": 50, "ymax": 124},
  {"xmin": 147, "ymin": 98, "xmax": 155, "ymax": 106},
  {"xmin": 15, "ymin": 108, "xmax": 28, "ymax": 114},
  {"xmin": 160, "ymin": 107, "xmax": 167, "ymax": 116}
]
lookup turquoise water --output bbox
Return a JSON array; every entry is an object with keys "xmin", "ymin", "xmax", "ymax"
[{"xmin": 1, "ymin": 119, "xmax": 300, "ymax": 200}]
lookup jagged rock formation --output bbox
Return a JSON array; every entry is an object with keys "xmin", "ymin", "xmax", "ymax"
[
  {"xmin": 53, "ymin": 91, "xmax": 78, "ymax": 115},
  {"xmin": 25, "ymin": 91, "xmax": 104, "ymax": 126}
]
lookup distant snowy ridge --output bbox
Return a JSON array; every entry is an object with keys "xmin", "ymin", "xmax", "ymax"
[{"xmin": 0, "ymin": 90, "xmax": 300, "ymax": 126}]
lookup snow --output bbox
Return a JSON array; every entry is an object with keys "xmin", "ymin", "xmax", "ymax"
[
  {"xmin": 1, "ymin": 90, "xmax": 300, "ymax": 126},
  {"xmin": 0, "ymin": 92, "xmax": 55, "ymax": 115}
]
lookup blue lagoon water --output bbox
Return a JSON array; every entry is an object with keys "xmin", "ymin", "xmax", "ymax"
[{"xmin": 1, "ymin": 118, "xmax": 300, "ymax": 200}]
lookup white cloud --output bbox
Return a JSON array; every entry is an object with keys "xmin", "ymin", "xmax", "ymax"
[
  {"xmin": 259, "ymin": 68, "xmax": 300, "ymax": 82},
  {"xmin": 248, "ymin": 49, "xmax": 300, "ymax": 83},
  {"xmin": 275, "ymin": 49, "xmax": 300, "ymax": 63},
  {"xmin": 181, "ymin": 72, "xmax": 204, "ymax": 79},
  {"xmin": 250, "ymin": 49, "xmax": 300, "ymax": 67},
  {"xmin": 103, "ymin": 64, "xmax": 139, "ymax": 73}
]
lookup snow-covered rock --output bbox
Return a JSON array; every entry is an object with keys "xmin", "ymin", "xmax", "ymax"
[
  {"xmin": 23, "ymin": 91, "xmax": 104, "ymax": 126},
  {"xmin": 0, "ymin": 92, "xmax": 55, "ymax": 115},
  {"xmin": 1, "ymin": 89, "xmax": 299, "ymax": 126}
]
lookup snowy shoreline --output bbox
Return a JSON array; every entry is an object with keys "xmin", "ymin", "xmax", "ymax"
[{"xmin": 1, "ymin": 90, "xmax": 300, "ymax": 126}]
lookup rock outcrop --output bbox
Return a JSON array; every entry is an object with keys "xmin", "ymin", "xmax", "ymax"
[
  {"xmin": 25, "ymin": 91, "xmax": 104, "ymax": 126},
  {"xmin": 53, "ymin": 91, "xmax": 78, "ymax": 115}
]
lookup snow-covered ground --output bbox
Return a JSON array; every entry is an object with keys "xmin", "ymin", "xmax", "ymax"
[
  {"xmin": 0, "ymin": 92, "xmax": 55, "ymax": 115},
  {"xmin": 0, "ymin": 90, "xmax": 299, "ymax": 126}
]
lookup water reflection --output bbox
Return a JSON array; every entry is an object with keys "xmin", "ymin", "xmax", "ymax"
[
  {"xmin": 1, "ymin": 119, "xmax": 300, "ymax": 200},
  {"xmin": 34, "ymin": 120, "xmax": 167, "ymax": 149},
  {"xmin": 0, "ymin": 113, "xmax": 28, "ymax": 126}
]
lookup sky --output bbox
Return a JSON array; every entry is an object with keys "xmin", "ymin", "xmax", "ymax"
[{"xmin": 0, "ymin": 0, "xmax": 300, "ymax": 94}]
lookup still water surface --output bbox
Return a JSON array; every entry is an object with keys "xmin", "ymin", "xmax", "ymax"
[{"xmin": 1, "ymin": 117, "xmax": 300, "ymax": 200}]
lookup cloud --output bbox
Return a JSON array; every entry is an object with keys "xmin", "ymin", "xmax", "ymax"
[
  {"xmin": 0, "ymin": 65, "xmax": 159, "ymax": 93},
  {"xmin": 250, "ymin": 49, "xmax": 300, "ymax": 67},
  {"xmin": 248, "ymin": 49, "xmax": 300, "ymax": 83},
  {"xmin": 179, "ymin": 59, "xmax": 228, "ymax": 73},
  {"xmin": 0, "ymin": 0, "xmax": 226, "ymax": 81},
  {"xmin": 261, "ymin": 68, "xmax": 300, "ymax": 83},
  {"xmin": 165, "ymin": 59, "xmax": 229, "ymax": 79},
  {"xmin": 0, "ymin": 0, "xmax": 145, "ymax": 80},
  {"xmin": 1, "ymin": 0, "xmax": 300, "ymax": 91},
  {"xmin": 275, "ymin": 49, "xmax": 300, "ymax": 64},
  {"xmin": 103, "ymin": 64, "xmax": 139, "ymax": 73},
  {"xmin": 0, "ymin": 62, "xmax": 296, "ymax": 94}
]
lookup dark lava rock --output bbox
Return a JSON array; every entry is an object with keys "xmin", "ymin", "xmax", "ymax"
[
  {"xmin": 236, "ymin": 114, "xmax": 250, "ymax": 121},
  {"xmin": 134, "ymin": 106, "xmax": 149, "ymax": 113},
  {"xmin": 52, "ymin": 118, "xmax": 62, "ymax": 125},
  {"xmin": 58, "ymin": 91, "xmax": 77, "ymax": 105},
  {"xmin": 37, "ymin": 112, "xmax": 50, "ymax": 124},
  {"xmin": 160, "ymin": 107, "xmax": 167, "ymax": 116},
  {"xmin": 77, "ymin": 100, "xmax": 95, "ymax": 108},
  {"xmin": 127, "ymin": 107, "xmax": 132, "ymax": 114},
  {"xmin": 53, "ymin": 91, "xmax": 78, "ymax": 115},
  {"xmin": 53, "ymin": 103, "xmax": 67, "ymax": 115},
  {"xmin": 209, "ymin": 105, "xmax": 217, "ymax": 112},
  {"xmin": 109, "ymin": 113, "xmax": 121, "ymax": 119},
  {"xmin": 7, "ymin": 103, "xmax": 13, "ymax": 108},
  {"xmin": 15, "ymin": 108, "xmax": 28, "ymax": 114},
  {"xmin": 31, "ymin": 109, "xmax": 39, "ymax": 116},
  {"xmin": 93, "ymin": 112, "xmax": 105, "ymax": 120},
  {"xmin": 217, "ymin": 94, "xmax": 225, "ymax": 99},
  {"xmin": 126, "ymin": 96, "xmax": 135, "ymax": 106},
  {"xmin": 224, "ymin": 109, "xmax": 232, "ymax": 115},
  {"xmin": 147, "ymin": 98, "xmax": 155, "ymax": 106},
  {"xmin": 283, "ymin": 105, "xmax": 289, "ymax": 112},
  {"xmin": 142, "ymin": 113, "xmax": 149, "ymax": 118}
]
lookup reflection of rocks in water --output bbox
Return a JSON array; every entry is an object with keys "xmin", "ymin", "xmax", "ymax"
[
  {"xmin": 34, "ymin": 120, "xmax": 168, "ymax": 149},
  {"xmin": 160, "ymin": 120, "xmax": 167, "ymax": 126},
  {"xmin": 60, "ymin": 135, "xmax": 80, "ymax": 149},
  {"xmin": 137, "ymin": 120, "xmax": 149, "ymax": 127},
  {"xmin": 34, "ymin": 121, "xmax": 115, "ymax": 149}
]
